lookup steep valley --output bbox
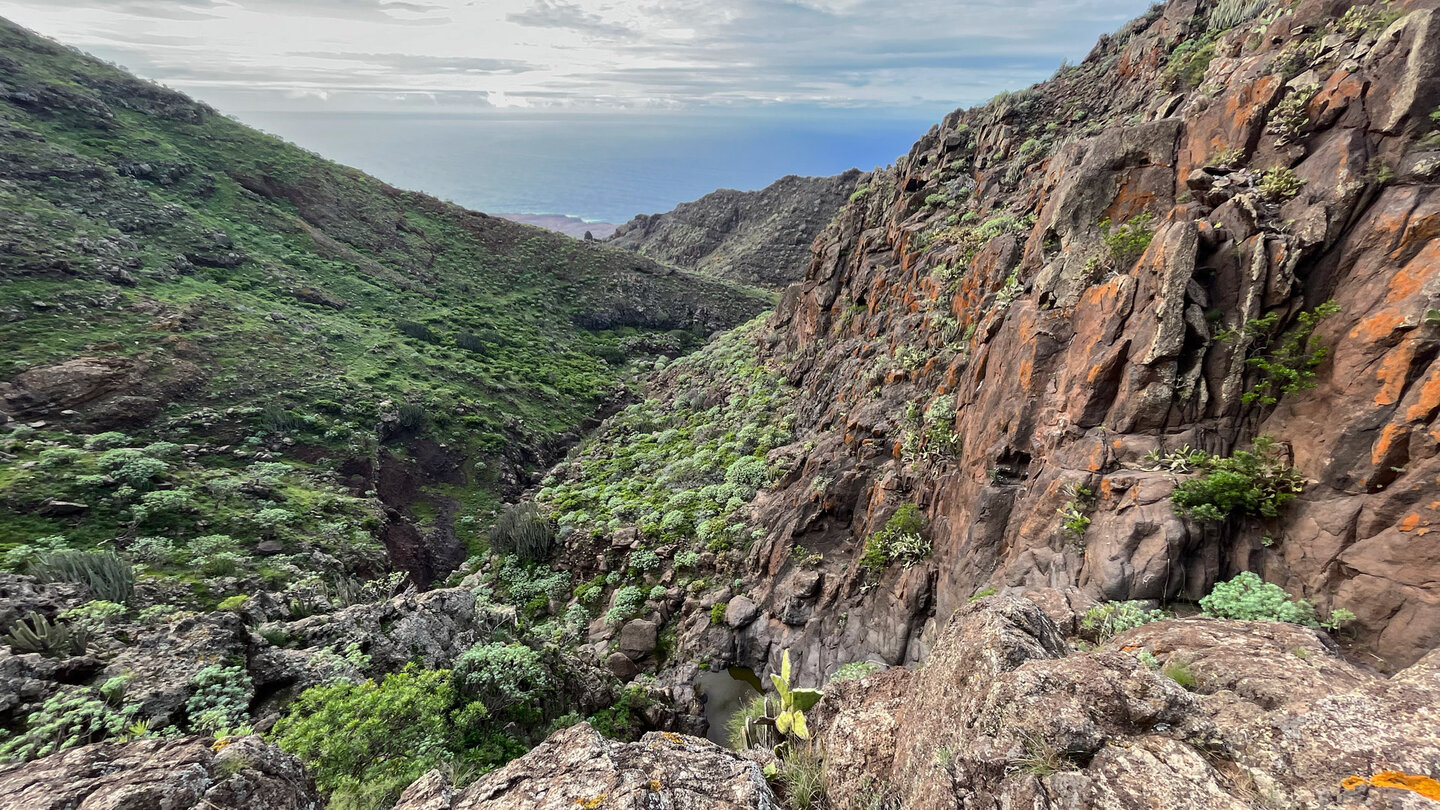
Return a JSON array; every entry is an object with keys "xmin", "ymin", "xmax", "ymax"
[{"xmin": 3, "ymin": 1, "xmax": 1440, "ymax": 809}]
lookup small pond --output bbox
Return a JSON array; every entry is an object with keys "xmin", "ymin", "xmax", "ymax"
[{"xmin": 695, "ymin": 667, "xmax": 764, "ymax": 747}]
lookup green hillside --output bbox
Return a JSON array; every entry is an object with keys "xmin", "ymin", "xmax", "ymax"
[{"xmin": 0, "ymin": 16, "xmax": 771, "ymax": 593}]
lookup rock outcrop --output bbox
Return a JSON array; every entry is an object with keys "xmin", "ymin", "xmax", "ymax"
[
  {"xmin": 595, "ymin": 0, "xmax": 1440, "ymax": 683},
  {"xmin": 390, "ymin": 723, "xmax": 776, "ymax": 810},
  {"xmin": 814, "ymin": 595, "xmax": 1440, "ymax": 809},
  {"xmin": 0, "ymin": 734, "xmax": 321, "ymax": 810},
  {"xmin": 608, "ymin": 171, "xmax": 867, "ymax": 288}
]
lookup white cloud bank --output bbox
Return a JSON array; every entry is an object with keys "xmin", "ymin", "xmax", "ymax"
[{"xmin": 2, "ymin": 0, "xmax": 1150, "ymax": 116}]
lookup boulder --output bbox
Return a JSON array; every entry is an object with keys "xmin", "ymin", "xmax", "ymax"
[
  {"xmin": 618, "ymin": 619, "xmax": 658, "ymax": 660},
  {"xmin": 724, "ymin": 596, "xmax": 760, "ymax": 628},
  {"xmin": 606, "ymin": 651, "xmax": 640, "ymax": 681},
  {"xmin": 390, "ymin": 723, "xmax": 775, "ymax": 810},
  {"xmin": 0, "ymin": 735, "xmax": 320, "ymax": 810}
]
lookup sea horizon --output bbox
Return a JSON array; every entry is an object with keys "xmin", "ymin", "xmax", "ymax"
[{"xmin": 235, "ymin": 108, "xmax": 945, "ymax": 224}]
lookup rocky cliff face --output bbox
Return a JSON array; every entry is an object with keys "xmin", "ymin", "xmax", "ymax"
[
  {"xmin": 813, "ymin": 594, "xmax": 1440, "ymax": 809},
  {"xmin": 550, "ymin": 0, "xmax": 1440, "ymax": 688},
  {"xmin": 608, "ymin": 171, "xmax": 867, "ymax": 287}
]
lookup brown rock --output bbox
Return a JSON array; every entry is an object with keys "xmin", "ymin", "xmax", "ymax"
[
  {"xmin": 618, "ymin": 619, "xmax": 658, "ymax": 660},
  {"xmin": 390, "ymin": 723, "xmax": 775, "ymax": 810},
  {"xmin": 0, "ymin": 735, "xmax": 320, "ymax": 810}
]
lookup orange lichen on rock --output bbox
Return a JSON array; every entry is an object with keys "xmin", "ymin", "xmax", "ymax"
[{"xmin": 1341, "ymin": 771, "xmax": 1440, "ymax": 801}]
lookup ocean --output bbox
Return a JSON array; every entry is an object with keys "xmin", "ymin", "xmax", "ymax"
[{"xmin": 236, "ymin": 110, "xmax": 942, "ymax": 226}]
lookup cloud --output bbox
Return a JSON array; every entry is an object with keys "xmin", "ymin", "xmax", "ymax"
[
  {"xmin": 0, "ymin": 0, "xmax": 1151, "ymax": 114},
  {"xmin": 291, "ymin": 52, "xmax": 539, "ymax": 74},
  {"xmin": 506, "ymin": 1, "xmax": 638, "ymax": 39}
]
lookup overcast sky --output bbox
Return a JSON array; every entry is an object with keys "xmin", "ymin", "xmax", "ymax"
[{"xmin": 1, "ymin": 0, "xmax": 1149, "ymax": 116}]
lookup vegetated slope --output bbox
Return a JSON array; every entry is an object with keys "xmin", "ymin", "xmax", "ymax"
[
  {"xmin": 0, "ymin": 15, "xmax": 771, "ymax": 591},
  {"xmin": 607, "ymin": 170, "xmax": 867, "ymax": 288},
  {"xmin": 539, "ymin": 0, "xmax": 1440, "ymax": 683}
]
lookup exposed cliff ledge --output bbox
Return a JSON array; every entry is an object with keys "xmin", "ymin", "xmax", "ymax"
[{"xmin": 607, "ymin": 170, "xmax": 868, "ymax": 288}]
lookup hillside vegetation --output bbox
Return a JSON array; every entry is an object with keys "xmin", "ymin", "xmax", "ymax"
[{"xmin": 0, "ymin": 16, "xmax": 770, "ymax": 594}]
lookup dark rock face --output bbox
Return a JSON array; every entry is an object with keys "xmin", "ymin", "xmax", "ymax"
[
  {"xmin": 0, "ymin": 735, "xmax": 321, "ymax": 810},
  {"xmin": 608, "ymin": 170, "xmax": 867, "ymax": 288},
  {"xmin": 814, "ymin": 595, "xmax": 1440, "ymax": 810},
  {"xmin": 640, "ymin": 0, "xmax": 1440, "ymax": 683},
  {"xmin": 390, "ymin": 723, "xmax": 776, "ymax": 810}
]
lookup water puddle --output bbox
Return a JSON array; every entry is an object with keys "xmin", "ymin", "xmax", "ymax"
[{"xmin": 696, "ymin": 667, "xmax": 764, "ymax": 747}]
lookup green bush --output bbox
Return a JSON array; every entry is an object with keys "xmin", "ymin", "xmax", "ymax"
[
  {"xmin": 1099, "ymin": 213, "xmax": 1155, "ymax": 268},
  {"xmin": 271, "ymin": 665, "xmax": 474, "ymax": 810},
  {"xmin": 1080, "ymin": 601, "xmax": 1166, "ymax": 642},
  {"xmin": 185, "ymin": 664, "xmax": 254, "ymax": 732},
  {"xmin": 1164, "ymin": 38, "xmax": 1216, "ymax": 90},
  {"xmin": 828, "ymin": 660, "xmax": 882, "ymax": 683},
  {"xmin": 488, "ymin": 502, "xmax": 557, "ymax": 561},
  {"xmin": 859, "ymin": 504, "xmax": 930, "ymax": 578},
  {"xmin": 1242, "ymin": 301, "xmax": 1340, "ymax": 406},
  {"xmin": 1257, "ymin": 166, "xmax": 1305, "ymax": 200},
  {"xmin": 451, "ymin": 642, "xmax": 551, "ymax": 717},
  {"xmin": 710, "ymin": 602, "xmax": 728, "ymax": 625},
  {"xmin": 0, "ymin": 685, "xmax": 137, "ymax": 762},
  {"xmin": 1170, "ymin": 436, "xmax": 1306, "ymax": 522},
  {"xmin": 97, "ymin": 449, "xmax": 168, "ymax": 488},
  {"xmin": 605, "ymin": 585, "xmax": 646, "ymax": 624},
  {"xmin": 59, "ymin": 600, "xmax": 126, "ymax": 634},
  {"xmin": 1199, "ymin": 571, "xmax": 1317, "ymax": 625}
]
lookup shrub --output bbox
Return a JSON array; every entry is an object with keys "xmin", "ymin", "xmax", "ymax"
[
  {"xmin": 605, "ymin": 585, "xmax": 646, "ymax": 624},
  {"xmin": 1242, "ymin": 301, "xmax": 1340, "ymax": 406},
  {"xmin": 710, "ymin": 602, "xmax": 728, "ymax": 625},
  {"xmin": 452, "ymin": 642, "xmax": 551, "ymax": 716},
  {"xmin": 31, "ymin": 550, "xmax": 135, "ymax": 603},
  {"xmin": 97, "ymin": 449, "xmax": 168, "ymax": 487},
  {"xmin": 1267, "ymin": 85, "xmax": 1318, "ymax": 146},
  {"xmin": 859, "ymin": 504, "xmax": 930, "ymax": 578},
  {"xmin": 488, "ymin": 502, "xmax": 557, "ymax": 561},
  {"xmin": 1164, "ymin": 38, "xmax": 1216, "ymax": 90},
  {"xmin": 1081, "ymin": 601, "xmax": 1166, "ymax": 642},
  {"xmin": 828, "ymin": 660, "xmax": 882, "ymax": 683},
  {"xmin": 186, "ymin": 664, "xmax": 254, "ymax": 732},
  {"xmin": 629, "ymin": 548, "xmax": 661, "ymax": 573},
  {"xmin": 1200, "ymin": 571, "xmax": 1324, "ymax": 625},
  {"xmin": 271, "ymin": 665, "xmax": 469, "ymax": 809},
  {"xmin": 724, "ymin": 456, "xmax": 770, "ymax": 489},
  {"xmin": 1209, "ymin": 0, "xmax": 1273, "ymax": 30},
  {"xmin": 59, "ymin": 600, "xmax": 126, "ymax": 634},
  {"xmin": 1099, "ymin": 213, "xmax": 1155, "ymax": 268},
  {"xmin": 396, "ymin": 320, "xmax": 440, "ymax": 343},
  {"xmin": 83, "ymin": 431, "xmax": 131, "ymax": 450},
  {"xmin": 0, "ymin": 687, "xmax": 136, "ymax": 762},
  {"xmin": 1257, "ymin": 166, "xmax": 1305, "ymax": 200},
  {"xmin": 396, "ymin": 403, "xmax": 427, "ymax": 431},
  {"xmin": 1170, "ymin": 436, "xmax": 1306, "ymax": 522}
]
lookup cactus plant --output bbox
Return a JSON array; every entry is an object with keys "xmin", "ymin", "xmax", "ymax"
[
  {"xmin": 31, "ymin": 550, "xmax": 135, "ymax": 604},
  {"xmin": 2, "ymin": 611, "xmax": 89, "ymax": 657},
  {"xmin": 741, "ymin": 649, "xmax": 824, "ymax": 753}
]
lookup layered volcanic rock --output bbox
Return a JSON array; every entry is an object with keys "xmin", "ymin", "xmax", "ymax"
[{"xmin": 556, "ymin": 0, "xmax": 1440, "ymax": 685}]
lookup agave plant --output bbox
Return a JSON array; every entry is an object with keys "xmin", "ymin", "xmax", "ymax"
[{"xmin": 2, "ymin": 611, "xmax": 89, "ymax": 657}]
